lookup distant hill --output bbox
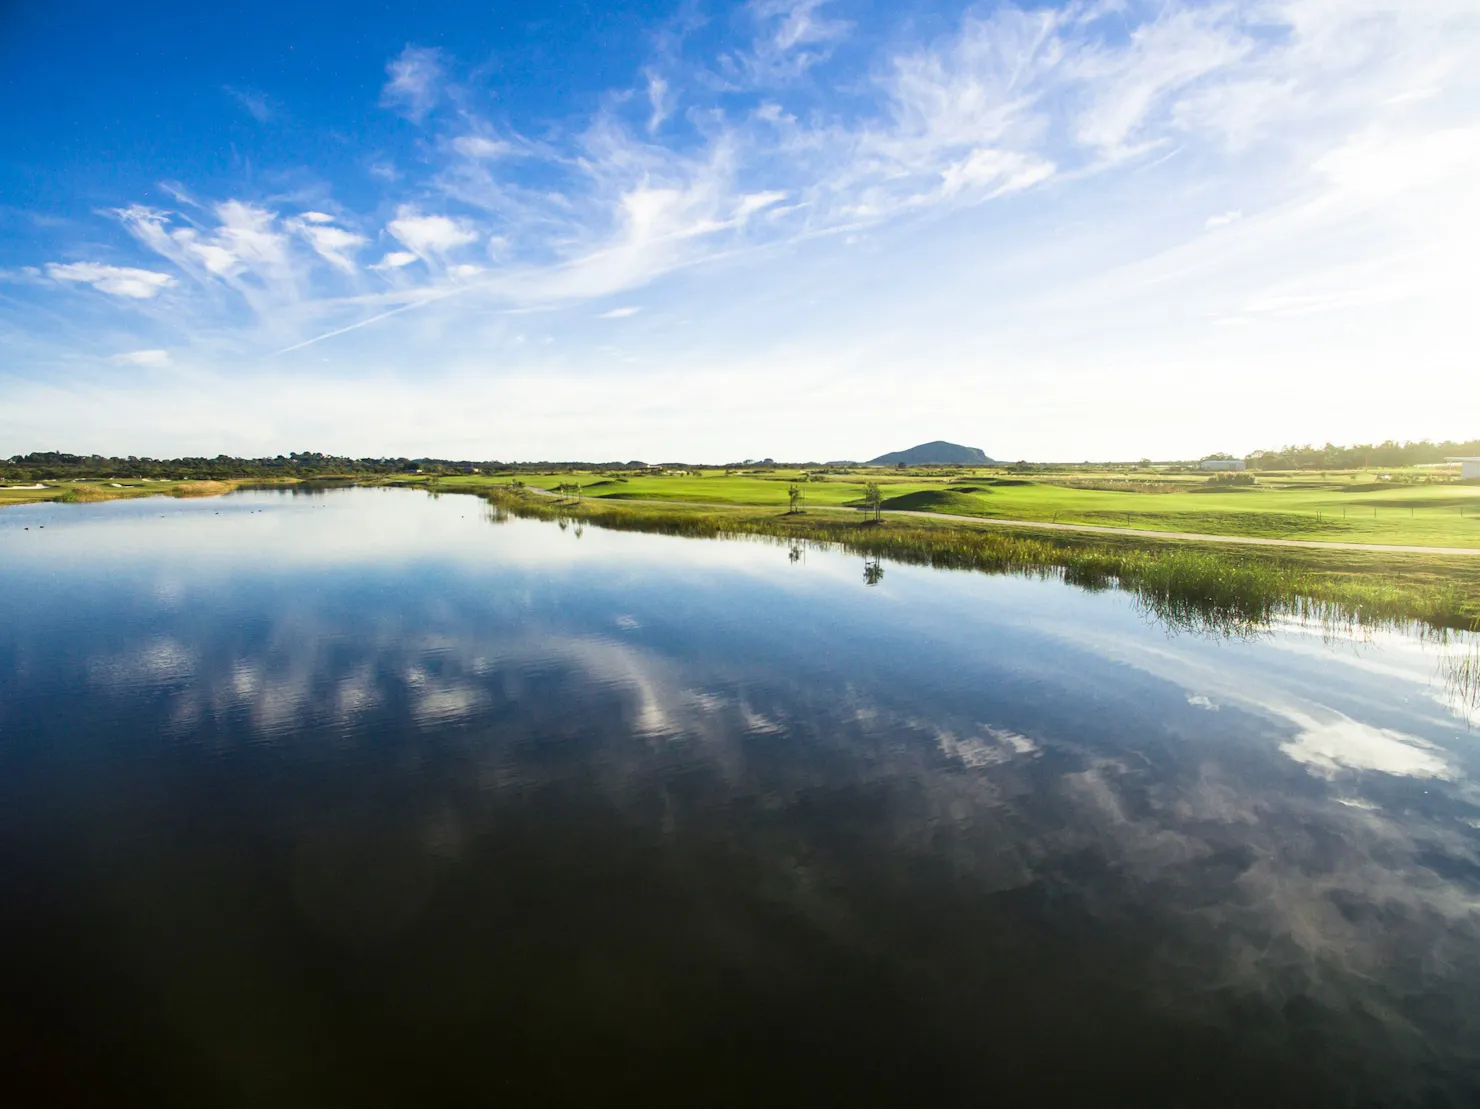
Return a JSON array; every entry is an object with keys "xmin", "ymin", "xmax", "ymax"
[{"xmin": 867, "ymin": 441, "xmax": 992, "ymax": 466}]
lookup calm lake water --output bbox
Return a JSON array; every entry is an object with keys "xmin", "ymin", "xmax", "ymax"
[{"xmin": 2, "ymin": 487, "xmax": 1479, "ymax": 1106}]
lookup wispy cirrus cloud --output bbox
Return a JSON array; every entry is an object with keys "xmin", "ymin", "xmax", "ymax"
[
  {"xmin": 285, "ymin": 214, "xmax": 366, "ymax": 275},
  {"xmin": 380, "ymin": 45, "xmax": 445, "ymax": 122},
  {"xmin": 45, "ymin": 261, "xmax": 176, "ymax": 299},
  {"xmin": 45, "ymin": 1, "xmax": 1480, "ymax": 340},
  {"xmin": 112, "ymin": 349, "xmax": 172, "ymax": 367},
  {"xmin": 720, "ymin": 0, "xmax": 853, "ymax": 86},
  {"xmin": 224, "ymin": 85, "xmax": 272, "ymax": 122}
]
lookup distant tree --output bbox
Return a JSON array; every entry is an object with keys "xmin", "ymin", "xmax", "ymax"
[
  {"xmin": 863, "ymin": 481, "xmax": 883, "ymax": 522},
  {"xmin": 787, "ymin": 482, "xmax": 803, "ymax": 514}
]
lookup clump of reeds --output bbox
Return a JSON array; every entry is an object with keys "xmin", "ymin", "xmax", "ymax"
[{"xmin": 168, "ymin": 481, "xmax": 239, "ymax": 498}]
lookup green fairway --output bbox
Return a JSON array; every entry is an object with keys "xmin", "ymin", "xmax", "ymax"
[{"xmin": 418, "ymin": 467, "xmax": 1480, "ymax": 548}]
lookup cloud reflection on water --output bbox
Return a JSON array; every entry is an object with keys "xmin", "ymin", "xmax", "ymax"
[{"xmin": 4, "ymin": 488, "xmax": 1480, "ymax": 1102}]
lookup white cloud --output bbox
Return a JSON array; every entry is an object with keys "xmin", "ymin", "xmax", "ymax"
[
  {"xmin": 381, "ymin": 45, "xmax": 444, "ymax": 122},
  {"xmin": 386, "ymin": 206, "xmax": 479, "ymax": 262},
  {"xmin": 598, "ymin": 306, "xmax": 641, "ymax": 319},
  {"xmin": 372, "ymin": 250, "xmax": 419, "ymax": 270},
  {"xmin": 938, "ymin": 148, "xmax": 1055, "ymax": 199},
  {"xmin": 1204, "ymin": 209, "xmax": 1243, "ymax": 230},
  {"xmin": 1071, "ymin": 7, "xmax": 1253, "ymax": 160},
  {"xmin": 644, "ymin": 69, "xmax": 672, "ymax": 134},
  {"xmin": 285, "ymin": 215, "xmax": 367, "ymax": 275},
  {"xmin": 451, "ymin": 135, "xmax": 510, "ymax": 159},
  {"xmin": 118, "ymin": 201, "xmax": 291, "ymax": 290},
  {"xmin": 729, "ymin": 0, "xmax": 853, "ymax": 85},
  {"xmin": 734, "ymin": 191, "xmax": 788, "ymax": 219},
  {"xmin": 214, "ymin": 200, "xmax": 289, "ymax": 270},
  {"xmin": 111, "ymin": 349, "xmax": 172, "ymax": 367},
  {"xmin": 46, "ymin": 261, "xmax": 176, "ymax": 299}
]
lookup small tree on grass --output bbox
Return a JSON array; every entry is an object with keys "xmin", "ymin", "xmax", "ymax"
[
  {"xmin": 788, "ymin": 482, "xmax": 803, "ymax": 514},
  {"xmin": 864, "ymin": 481, "xmax": 883, "ymax": 522}
]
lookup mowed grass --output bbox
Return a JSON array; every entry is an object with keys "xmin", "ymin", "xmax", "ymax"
[{"xmin": 420, "ymin": 468, "xmax": 1480, "ymax": 547}]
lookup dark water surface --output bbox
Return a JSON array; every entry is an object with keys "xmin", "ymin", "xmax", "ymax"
[{"xmin": 3, "ymin": 488, "xmax": 1479, "ymax": 1106}]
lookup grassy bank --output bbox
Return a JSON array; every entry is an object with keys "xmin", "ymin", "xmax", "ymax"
[
  {"xmin": 482, "ymin": 486, "xmax": 1480, "ymax": 636},
  {"xmin": 0, "ymin": 477, "xmax": 290, "ymax": 507}
]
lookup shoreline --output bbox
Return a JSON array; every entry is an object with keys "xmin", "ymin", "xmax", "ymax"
[{"xmin": 6, "ymin": 476, "xmax": 1477, "ymax": 634}]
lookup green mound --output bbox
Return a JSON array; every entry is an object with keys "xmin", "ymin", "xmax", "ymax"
[{"xmin": 879, "ymin": 489, "xmax": 990, "ymax": 513}]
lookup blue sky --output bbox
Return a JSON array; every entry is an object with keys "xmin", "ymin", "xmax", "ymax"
[{"xmin": 2, "ymin": 0, "xmax": 1477, "ymax": 461}]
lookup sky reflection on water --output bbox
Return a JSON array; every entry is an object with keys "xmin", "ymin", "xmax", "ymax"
[{"xmin": 1, "ymin": 488, "xmax": 1479, "ymax": 1106}]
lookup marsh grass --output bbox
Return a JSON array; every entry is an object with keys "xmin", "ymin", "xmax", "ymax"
[
  {"xmin": 1447, "ymin": 642, "xmax": 1480, "ymax": 719},
  {"xmin": 168, "ymin": 480, "xmax": 240, "ymax": 498},
  {"xmin": 47, "ymin": 478, "xmax": 269, "ymax": 504}
]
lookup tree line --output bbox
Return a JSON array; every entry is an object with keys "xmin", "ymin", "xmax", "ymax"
[
  {"xmin": 0, "ymin": 452, "xmax": 660, "ymax": 481},
  {"xmin": 1242, "ymin": 439, "xmax": 1480, "ymax": 471},
  {"xmin": 1, "ymin": 451, "xmax": 476, "ymax": 481}
]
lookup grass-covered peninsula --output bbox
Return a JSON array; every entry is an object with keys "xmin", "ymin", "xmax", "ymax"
[{"xmin": 470, "ymin": 482, "xmax": 1480, "ymax": 636}]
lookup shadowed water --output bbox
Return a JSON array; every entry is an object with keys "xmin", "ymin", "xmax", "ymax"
[{"xmin": 2, "ymin": 487, "xmax": 1479, "ymax": 1106}]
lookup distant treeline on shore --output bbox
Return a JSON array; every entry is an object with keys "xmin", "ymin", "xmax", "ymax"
[
  {"xmin": 0, "ymin": 451, "xmax": 647, "ymax": 481},
  {"xmin": 1243, "ymin": 439, "xmax": 1480, "ymax": 470},
  {"xmin": 5, "ymin": 438, "xmax": 1478, "ymax": 480}
]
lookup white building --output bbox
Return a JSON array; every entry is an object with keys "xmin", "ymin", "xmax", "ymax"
[
  {"xmin": 1199, "ymin": 459, "xmax": 1246, "ymax": 471},
  {"xmin": 1448, "ymin": 457, "xmax": 1480, "ymax": 480}
]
